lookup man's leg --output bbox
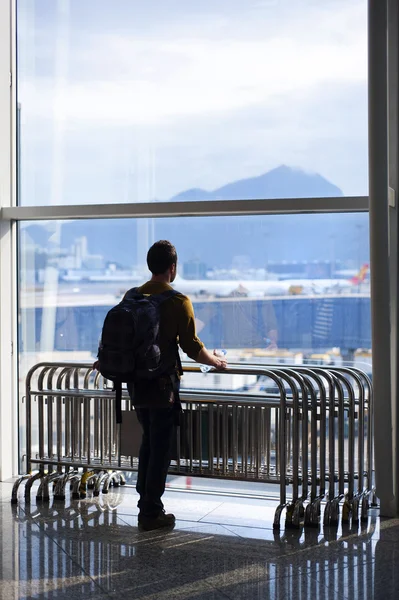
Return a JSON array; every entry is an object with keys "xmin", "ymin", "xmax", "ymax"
[
  {"xmin": 138, "ymin": 406, "xmax": 176, "ymax": 518},
  {"xmin": 135, "ymin": 407, "xmax": 151, "ymax": 512}
]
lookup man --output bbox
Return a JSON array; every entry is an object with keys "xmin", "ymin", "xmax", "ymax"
[{"xmin": 129, "ymin": 240, "xmax": 227, "ymax": 531}]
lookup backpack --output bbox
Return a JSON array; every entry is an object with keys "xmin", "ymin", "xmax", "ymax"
[{"xmin": 97, "ymin": 288, "xmax": 182, "ymax": 423}]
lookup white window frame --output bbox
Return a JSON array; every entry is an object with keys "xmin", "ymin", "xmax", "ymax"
[
  {"xmin": 0, "ymin": 0, "xmax": 374, "ymax": 487},
  {"xmin": 1, "ymin": 195, "xmax": 369, "ymax": 221},
  {"xmin": 0, "ymin": 0, "xmax": 18, "ymax": 480}
]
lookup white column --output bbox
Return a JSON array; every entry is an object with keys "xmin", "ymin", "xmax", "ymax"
[
  {"xmin": 368, "ymin": 0, "xmax": 396, "ymax": 515},
  {"xmin": 0, "ymin": 0, "xmax": 18, "ymax": 480},
  {"xmin": 388, "ymin": 0, "xmax": 399, "ymax": 515}
]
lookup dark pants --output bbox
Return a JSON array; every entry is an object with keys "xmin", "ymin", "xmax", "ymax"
[{"xmin": 135, "ymin": 406, "xmax": 176, "ymax": 517}]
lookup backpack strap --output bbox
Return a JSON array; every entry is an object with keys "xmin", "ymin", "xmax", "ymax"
[
  {"xmin": 115, "ymin": 380, "xmax": 122, "ymax": 424},
  {"xmin": 152, "ymin": 290, "xmax": 184, "ymax": 375},
  {"xmin": 123, "ymin": 287, "xmax": 140, "ymax": 300},
  {"xmin": 147, "ymin": 288, "xmax": 183, "ymax": 306},
  {"xmin": 176, "ymin": 349, "xmax": 183, "ymax": 377},
  {"xmin": 124, "ymin": 288, "xmax": 181, "ymax": 303}
]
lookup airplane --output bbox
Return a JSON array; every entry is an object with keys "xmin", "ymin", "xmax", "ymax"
[{"xmin": 172, "ymin": 265, "xmax": 369, "ymax": 298}]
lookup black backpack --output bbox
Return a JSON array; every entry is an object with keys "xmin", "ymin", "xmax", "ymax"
[{"xmin": 97, "ymin": 288, "xmax": 181, "ymax": 423}]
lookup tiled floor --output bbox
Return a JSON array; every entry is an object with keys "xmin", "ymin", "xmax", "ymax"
[{"xmin": 1, "ymin": 480, "xmax": 397, "ymax": 599}]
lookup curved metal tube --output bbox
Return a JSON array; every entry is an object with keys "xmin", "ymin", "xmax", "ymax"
[
  {"xmin": 331, "ymin": 370, "xmax": 358, "ymax": 524},
  {"xmin": 332, "ymin": 366, "xmax": 373, "ymax": 518},
  {"xmin": 93, "ymin": 471, "xmax": 108, "ymax": 497},
  {"xmin": 102, "ymin": 471, "xmax": 119, "ymax": 494},
  {"xmin": 78, "ymin": 470, "xmax": 96, "ymax": 499},
  {"xmin": 287, "ymin": 369, "xmax": 320, "ymax": 525},
  {"xmin": 275, "ymin": 368, "xmax": 310, "ymax": 529},
  {"xmin": 270, "ymin": 369, "xmax": 301, "ymax": 529},
  {"xmin": 297, "ymin": 368, "xmax": 329, "ymax": 527},
  {"xmin": 36, "ymin": 471, "xmax": 64, "ymax": 502},
  {"xmin": 53, "ymin": 470, "xmax": 79, "ymax": 501},
  {"xmin": 305, "ymin": 368, "xmax": 341, "ymax": 528},
  {"xmin": 24, "ymin": 470, "xmax": 46, "ymax": 503},
  {"xmin": 71, "ymin": 475, "xmax": 83, "ymax": 499},
  {"xmin": 11, "ymin": 473, "xmax": 36, "ymax": 504},
  {"xmin": 291, "ymin": 370, "xmax": 318, "ymax": 526},
  {"xmin": 327, "ymin": 372, "xmax": 346, "ymax": 526}
]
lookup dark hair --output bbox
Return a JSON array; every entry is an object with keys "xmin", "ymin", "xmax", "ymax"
[{"xmin": 147, "ymin": 240, "xmax": 177, "ymax": 275}]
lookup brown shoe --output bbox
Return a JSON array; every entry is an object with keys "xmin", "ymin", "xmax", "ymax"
[{"xmin": 138, "ymin": 511, "xmax": 176, "ymax": 531}]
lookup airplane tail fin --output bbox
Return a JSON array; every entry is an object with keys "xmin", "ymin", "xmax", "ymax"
[{"xmin": 350, "ymin": 264, "xmax": 369, "ymax": 285}]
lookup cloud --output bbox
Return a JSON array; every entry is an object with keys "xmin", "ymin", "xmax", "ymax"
[
  {"xmin": 17, "ymin": 0, "xmax": 368, "ymax": 202},
  {"xmin": 18, "ymin": 1, "xmax": 366, "ymax": 125}
]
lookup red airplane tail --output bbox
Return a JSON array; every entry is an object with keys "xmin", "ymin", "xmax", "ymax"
[{"xmin": 350, "ymin": 264, "xmax": 369, "ymax": 285}]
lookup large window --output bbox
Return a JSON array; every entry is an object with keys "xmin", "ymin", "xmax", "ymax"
[
  {"xmin": 17, "ymin": 0, "xmax": 367, "ymax": 206},
  {"xmin": 8, "ymin": 0, "xmax": 370, "ymax": 481},
  {"xmin": 19, "ymin": 213, "xmax": 371, "ymax": 384}
]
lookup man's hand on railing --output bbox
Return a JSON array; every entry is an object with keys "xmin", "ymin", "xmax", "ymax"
[
  {"xmin": 212, "ymin": 349, "xmax": 227, "ymax": 370},
  {"xmin": 93, "ymin": 360, "xmax": 100, "ymax": 371},
  {"xmin": 196, "ymin": 348, "xmax": 227, "ymax": 370}
]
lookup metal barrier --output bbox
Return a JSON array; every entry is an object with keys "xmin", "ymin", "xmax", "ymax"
[{"xmin": 13, "ymin": 361, "xmax": 375, "ymax": 530}]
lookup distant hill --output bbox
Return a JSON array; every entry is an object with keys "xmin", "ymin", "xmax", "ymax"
[
  {"xmin": 25, "ymin": 166, "xmax": 369, "ymax": 270},
  {"xmin": 170, "ymin": 188, "xmax": 211, "ymax": 202},
  {"xmin": 170, "ymin": 165, "xmax": 343, "ymax": 202}
]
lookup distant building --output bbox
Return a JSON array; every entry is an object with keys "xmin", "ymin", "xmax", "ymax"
[
  {"xmin": 183, "ymin": 259, "xmax": 208, "ymax": 280},
  {"xmin": 267, "ymin": 260, "xmax": 344, "ymax": 280}
]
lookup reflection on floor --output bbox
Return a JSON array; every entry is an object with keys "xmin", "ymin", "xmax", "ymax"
[{"xmin": 1, "ymin": 481, "xmax": 397, "ymax": 599}]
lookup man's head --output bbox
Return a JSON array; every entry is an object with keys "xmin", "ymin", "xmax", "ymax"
[{"xmin": 147, "ymin": 240, "xmax": 177, "ymax": 282}]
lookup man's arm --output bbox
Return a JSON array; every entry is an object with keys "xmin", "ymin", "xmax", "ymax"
[{"xmin": 178, "ymin": 296, "xmax": 227, "ymax": 369}]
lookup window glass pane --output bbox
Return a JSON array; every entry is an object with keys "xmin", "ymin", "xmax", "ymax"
[
  {"xmin": 18, "ymin": 212, "xmax": 371, "ymax": 480},
  {"xmin": 18, "ymin": 212, "xmax": 371, "ymax": 378},
  {"xmin": 17, "ymin": 0, "xmax": 367, "ymax": 206}
]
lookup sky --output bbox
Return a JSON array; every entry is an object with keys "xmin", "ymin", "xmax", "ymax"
[{"xmin": 17, "ymin": 0, "xmax": 368, "ymax": 206}]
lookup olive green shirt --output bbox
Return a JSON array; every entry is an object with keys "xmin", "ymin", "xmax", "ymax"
[{"xmin": 137, "ymin": 281, "xmax": 204, "ymax": 363}]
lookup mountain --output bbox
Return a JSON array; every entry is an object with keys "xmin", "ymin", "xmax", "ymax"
[
  {"xmin": 170, "ymin": 165, "xmax": 343, "ymax": 202},
  {"xmin": 156, "ymin": 166, "xmax": 366, "ymax": 268},
  {"xmin": 170, "ymin": 188, "xmax": 211, "ymax": 202},
  {"xmin": 25, "ymin": 166, "xmax": 368, "ymax": 270}
]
